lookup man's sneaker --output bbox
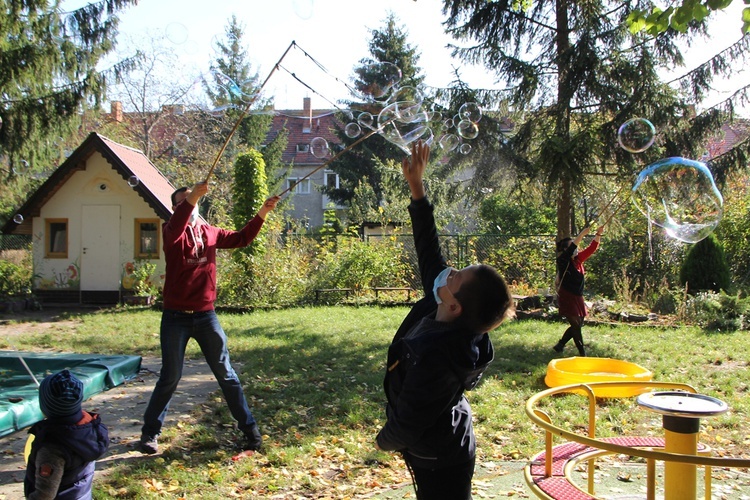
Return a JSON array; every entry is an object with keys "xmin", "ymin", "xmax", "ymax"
[
  {"xmin": 552, "ymin": 342, "xmax": 564, "ymax": 353},
  {"xmin": 243, "ymin": 425, "xmax": 263, "ymax": 451},
  {"xmin": 139, "ymin": 434, "xmax": 159, "ymax": 454}
]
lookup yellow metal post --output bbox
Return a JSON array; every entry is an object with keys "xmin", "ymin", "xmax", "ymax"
[{"xmin": 663, "ymin": 416, "xmax": 699, "ymax": 500}]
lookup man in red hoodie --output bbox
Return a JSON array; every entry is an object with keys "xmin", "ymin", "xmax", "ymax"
[{"xmin": 139, "ymin": 181, "xmax": 280, "ymax": 455}]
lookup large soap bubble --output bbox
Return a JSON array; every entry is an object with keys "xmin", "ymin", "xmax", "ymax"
[
  {"xmin": 310, "ymin": 137, "xmax": 329, "ymax": 158},
  {"xmin": 165, "ymin": 23, "xmax": 189, "ymax": 45},
  {"xmin": 632, "ymin": 157, "xmax": 723, "ymax": 243},
  {"xmin": 458, "ymin": 102, "xmax": 482, "ymax": 123},
  {"xmin": 618, "ymin": 118, "xmax": 655, "ymax": 153},
  {"xmin": 357, "ymin": 112, "xmax": 374, "ymax": 130},
  {"xmin": 344, "ymin": 122, "xmax": 361, "ymax": 138},
  {"xmin": 438, "ymin": 134, "xmax": 460, "ymax": 152},
  {"xmin": 292, "ymin": 0, "xmax": 314, "ymax": 19},
  {"xmin": 377, "ymin": 101, "xmax": 430, "ymax": 154}
]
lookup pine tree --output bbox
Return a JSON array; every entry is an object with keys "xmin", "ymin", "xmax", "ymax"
[
  {"xmin": 203, "ymin": 15, "xmax": 273, "ymax": 151},
  {"xmin": 326, "ymin": 13, "xmax": 426, "ymax": 207},
  {"xmin": 441, "ymin": 0, "xmax": 750, "ymax": 239},
  {"xmin": 1, "ymin": 0, "xmax": 139, "ymax": 174},
  {"xmin": 200, "ymin": 15, "xmax": 279, "ymax": 224}
]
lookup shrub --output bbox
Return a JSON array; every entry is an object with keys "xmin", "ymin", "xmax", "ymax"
[
  {"xmin": 679, "ymin": 233, "xmax": 731, "ymax": 294},
  {"xmin": 0, "ymin": 249, "xmax": 32, "ymax": 298},
  {"xmin": 311, "ymin": 235, "xmax": 410, "ymax": 295},
  {"xmin": 684, "ymin": 290, "xmax": 750, "ymax": 331},
  {"xmin": 216, "ymin": 230, "xmax": 316, "ymax": 308}
]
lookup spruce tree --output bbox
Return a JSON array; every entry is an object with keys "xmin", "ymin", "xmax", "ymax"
[
  {"xmin": 1, "ymin": 0, "xmax": 139, "ymax": 173},
  {"xmin": 441, "ymin": 0, "xmax": 750, "ymax": 239},
  {"xmin": 326, "ymin": 12, "xmax": 426, "ymax": 207}
]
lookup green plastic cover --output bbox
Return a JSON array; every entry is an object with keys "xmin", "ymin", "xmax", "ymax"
[{"xmin": 0, "ymin": 351, "xmax": 142, "ymax": 437}]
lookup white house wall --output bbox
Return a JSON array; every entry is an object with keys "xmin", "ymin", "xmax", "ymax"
[{"xmin": 32, "ymin": 152, "xmax": 166, "ymax": 292}]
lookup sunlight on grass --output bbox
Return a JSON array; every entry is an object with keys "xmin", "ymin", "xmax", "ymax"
[{"xmin": 5, "ymin": 306, "xmax": 750, "ymax": 498}]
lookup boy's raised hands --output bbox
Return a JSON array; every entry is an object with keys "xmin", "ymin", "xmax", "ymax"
[{"xmin": 401, "ymin": 140, "xmax": 430, "ymax": 200}]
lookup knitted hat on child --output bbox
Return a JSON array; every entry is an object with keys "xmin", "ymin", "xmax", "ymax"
[{"xmin": 39, "ymin": 369, "xmax": 83, "ymax": 419}]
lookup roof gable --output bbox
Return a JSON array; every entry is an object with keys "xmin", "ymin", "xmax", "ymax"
[{"xmin": 2, "ymin": 132, "xmax": 176, "ymax": 234}]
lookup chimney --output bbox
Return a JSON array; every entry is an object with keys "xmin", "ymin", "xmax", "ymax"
[
  {"xmin": 111, "ymin": 101, "xmax": 123, "ymax": 123},
  {"xmin": 304, "ymin": 97, "xmax": 312, "ymax": 131}
]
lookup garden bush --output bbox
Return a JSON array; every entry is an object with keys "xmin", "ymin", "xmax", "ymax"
[
  {"xmin": 0, "ymin": 249, "xmax": 32, "ymax": 299},
  {"xmin": 679, "ymin": 233, "xmax": 731, "ymax": 294}
]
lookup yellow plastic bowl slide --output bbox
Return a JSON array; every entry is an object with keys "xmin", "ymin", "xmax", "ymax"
[{"xmin": 545, "ymin": 357, "xmax": 653, "ymax": 398}]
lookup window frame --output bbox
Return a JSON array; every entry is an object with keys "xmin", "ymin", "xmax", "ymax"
[
  {"xmin": 135, "ymin": 218, "xmax": 161, "ymax": 259},
  {"xmin": 45, "ymin": 218, "xmax": 68, "ymax": 259},
  {"xmin": 287, "ymin": 177, "xmax": 311, "ymax": 195},
  {"xmin": 324, "ymin": 170, "xmax": 339, "ymax": 190}
]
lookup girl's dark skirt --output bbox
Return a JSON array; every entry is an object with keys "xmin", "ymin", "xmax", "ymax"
[{"xmin": 557, "ymin": 287, "xmax": 587, "ymax": 317}]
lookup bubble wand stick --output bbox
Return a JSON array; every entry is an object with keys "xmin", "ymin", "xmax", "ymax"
[{"xmin": 203, "ymin": 40, "xmax": 297, "ymax": 184}]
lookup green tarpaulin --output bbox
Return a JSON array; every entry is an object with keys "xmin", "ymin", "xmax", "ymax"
[{"xmin": 0, "ymin": 351, "xmax": 141, "ymax": 437}]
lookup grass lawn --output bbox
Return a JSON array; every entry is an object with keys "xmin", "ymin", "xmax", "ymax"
[{"xmin": 3, "ymin": 305, "xmax": 750, "ymax": 498}]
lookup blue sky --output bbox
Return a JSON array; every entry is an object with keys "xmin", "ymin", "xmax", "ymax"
[{"xmin": 66, "ymin": 0, "xmax": 747, "ymax": 112}]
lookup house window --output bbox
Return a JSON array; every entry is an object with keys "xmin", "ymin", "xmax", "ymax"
[
  {"xmin": 45, "ymin": 219, "xmax": 68, "ymax": 258},
  {"xmin": 135, "ymin": 219, "xmax": 161, "ymax": 259},
  {"xmin": 296, "ymin": 143, "xmax": 310, "ymax": 153},
  {"xmin": 324, "ymin": 170, "xmax": 339, "ymax": 190},
  {"xmin": 287, "ymin": 178, "xmax": 311, "ymax": 194}
]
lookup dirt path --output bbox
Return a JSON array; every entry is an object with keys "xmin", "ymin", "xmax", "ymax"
[{"xmin": 0, "ymin": 310, "xmax": 219, "ymax": 499}]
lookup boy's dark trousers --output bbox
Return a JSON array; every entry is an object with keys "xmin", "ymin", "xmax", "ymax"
[{"xmin": 406, "ymin": 455, "xmax": 476, "ymax": 500}]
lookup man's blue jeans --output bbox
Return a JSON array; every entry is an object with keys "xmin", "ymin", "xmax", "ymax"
[{"xmin": 141, "ymin": 310, "xmax": 256, "ymax": 437}]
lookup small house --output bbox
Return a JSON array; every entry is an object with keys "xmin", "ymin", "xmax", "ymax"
[{"xmin": 1, "ymin": 132, "xmax": 175, "ymax": 305}]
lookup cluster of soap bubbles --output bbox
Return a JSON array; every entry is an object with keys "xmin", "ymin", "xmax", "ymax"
[
  {"xmin": 617, "ymin": 117, "xmax": 724, "ymax": 244},
  {"xmin": 338, "ymin": 62, "xmax": 482, "ymax": 156}
]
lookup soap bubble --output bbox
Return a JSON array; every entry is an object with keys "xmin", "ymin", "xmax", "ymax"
[
  {"xmin": 618, "ymin": 118, "xmax": 655, "ymax": 153},
  {"xmin": 292, "ymin": 0, "xmax": 314, "ymax": 19},
  {"xmin": 357, "ymin": 62, "xmax": 402, "ymax": 99},
  {"xmin": 0, "ymin": 115, "xmax": 3, "ymax": 130},
  {"xmin": 377, "ymin": 101, "xmax": 430, "ymax": 154},
  {"xmin": 13, "ymin": 214, "xmax": 24, "ymax": 224},
  {"xmin": 387, "ymin": 86, "xmax": 424, "ymax": 108},
  {"xmin": 357, "ymin": 112, "xmax": 374, "ymax": 129},
  {"xmin": 310, "ymin": 137, "xmax": 329, "ymax": 158},
  {"xmin": 165, "ymin": 23, "xmax": 189, "ymax": 44},
  {"xmin": 459, "ymin": 102, "xmax": 482, "ymax": 123},
  {"xmin": 456, "ymin": 119, "xmax": 479, "ymax": 140},
  {"xmin": 128, "ymin": 175, "xmax": 140, "ymax": 187},
  {"xmin": 211, "ymin": 70, "xmax": 256, "ymax": 104},
  {"xmin": 459, "ymin": 143, "xmax": 472, "ymax": 155},
  {"xmin": 12, "ymin": 160, "xmax": 29, "ymax": 175},
  {"xmin": 632, "ymin": 157, "xmax": 723, "ymax": 243},
  {"xmin": 344, "ymin": 122, "xmax": 361, "ymax": 138},
  {"xmin": 439, "ymin": 134, "xmax": 460, "ymax": 152},
  {"xmin": 443, "ymin": 118, "xmax": 454, "ymax": 130},
  {"xmin": 173, "ymin": 133, "xmax": 190, "ymax": 150}
]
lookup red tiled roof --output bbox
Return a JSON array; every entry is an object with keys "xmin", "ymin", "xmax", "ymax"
[
  {"xmin": 267, "ymin": 109, "xmax": 341, "ymax": 165},
  {"xmin": 2, "ymin": 132, "xmax": 175, "ymax": 234}
]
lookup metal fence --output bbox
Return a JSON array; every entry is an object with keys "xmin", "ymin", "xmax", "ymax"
[
  {"xmin": 367, "ymin": 233, "xmax": 557, "ymax": 293},
  {"xmin": 0, "ymin": 235, "xmax": 32, "ymax": 253}
]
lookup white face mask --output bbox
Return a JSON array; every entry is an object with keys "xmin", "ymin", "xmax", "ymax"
[
  {"xmin": 189, "ymin": 204, "xmax": 200, "ymax": 224},
  {"xmin": 433, "ymin": 267, "xmax": 454, "ymax": 304}
]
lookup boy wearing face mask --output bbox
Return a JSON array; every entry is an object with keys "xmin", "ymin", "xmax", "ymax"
[
  {"xmin": 375, "ymin": 141, "xmax": 514, "ymax": 499},
  {"xmin": 139, "ymin": 182, "xmax": 280, "ymax": 455}
]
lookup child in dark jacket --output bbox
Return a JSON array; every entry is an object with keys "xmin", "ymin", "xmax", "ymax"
[
  {"xmin": 376, "ymin": 141, "xmax": 514, "ymax": 499},
  {"xmin": 25, "ymin": 370, "xmax": 109, "ymax": 500}
]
